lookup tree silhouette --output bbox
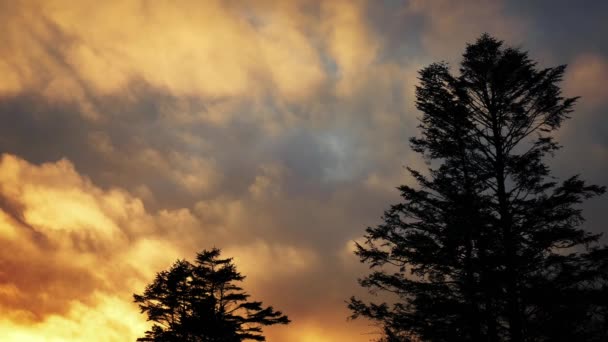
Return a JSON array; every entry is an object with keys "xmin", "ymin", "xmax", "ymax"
[
  {"xmin": 349, "ymin": 34, "xmax": 607, "ymax": 341},
  {"xmin": 134, "ymin": 248, "xmax": 290, "ymax": 341}
]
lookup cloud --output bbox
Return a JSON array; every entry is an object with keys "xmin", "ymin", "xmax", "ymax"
[
  {"xmin": 564, "ymin": 54, "xmax": 608, "ymax": 109},
  {"xmin": 321, "ymin": 0, "xmax": 380, "ymax": 96},
  {"xmin": 410, "ymin": 1, "xmax": 521, "ymax": 53},
  {"xmin": 0, "ymin": 1, "xmax": 606, "ymax": 341},
  {"xmin": 0, "ymin": 0, "xmax": 330, "ymax": 101},
  {"xmin": 0, "ymin": 155, "xmax": 166, "ymax": 319},
  {"xmin": 0, "ymin": 154, "xmax": 382, "ymax": 340},
  {"xmin": 0, "ymin": 294, "xmax": 149, "ymax": 342}
]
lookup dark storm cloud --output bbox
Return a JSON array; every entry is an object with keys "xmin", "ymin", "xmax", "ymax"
[{"xmin": 506, "ymin": 0, "xmax": 608, "ymax": 60}]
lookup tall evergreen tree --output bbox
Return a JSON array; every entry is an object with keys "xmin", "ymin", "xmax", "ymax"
[
  {"xmin": 134, "ymin": 248, "xmax": 290, "ymax": 342},
  {"xmin": 349, "ymin": 34, "xmax": 606, "ymax": 341}
]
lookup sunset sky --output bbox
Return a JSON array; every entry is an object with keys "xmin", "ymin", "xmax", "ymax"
[{"xmin": 0, "ymin": 1, "xmax": 607, "ymax": 341}]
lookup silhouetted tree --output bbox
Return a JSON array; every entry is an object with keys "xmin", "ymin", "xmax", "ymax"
[
  {"xmin": 349, "ymin": 34, "xmax": 607, "ymax": 342},
  {"xmin": 134, "ymin": 248, "xmax": 290, "ymax": 341}
]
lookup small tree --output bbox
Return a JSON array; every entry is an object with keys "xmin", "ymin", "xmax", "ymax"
[
  {"xmin": 349, "ymin": 34, "xmax": 607, "ymax": 341},
  {"xmin": 134, "ymin": 248, "xmax": 290, "ymax": 341}
]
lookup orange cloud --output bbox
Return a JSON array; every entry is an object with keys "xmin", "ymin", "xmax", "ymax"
[
  {"xmin": 3, "ymin": 2, "xmax": 596, "ymax": 342},
  {"xmin": 565, "ymin": 54, "xmax": 608, "ymax": 108},
  {"xmin": 1, "ymin": 154, "xmax": 361, "ymax": 341},
  {"xmin": 0, "ymin": 0, "xmax": 332, "ymax": 103},
  {"xmin": 321, "ymin": 0, "xmax": 380, "ymax": 96}
]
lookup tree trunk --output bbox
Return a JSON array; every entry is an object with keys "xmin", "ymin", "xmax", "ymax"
[{"xmin": 492, "ymin": 124, "xmax": 524, "ymax": 342}]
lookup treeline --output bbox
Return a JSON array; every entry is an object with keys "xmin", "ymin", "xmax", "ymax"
[{"xmin": 133, "ymin": 35, "xmax": 608, "ymax": 342}]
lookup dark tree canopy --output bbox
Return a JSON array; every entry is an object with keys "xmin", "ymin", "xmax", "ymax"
[
  {"xmin": 349, "ymin": 34, "xmax": 607, "ymax": 342},
  {"xmin": 134, "ymin": 248, "xmax": 290, "ymax": 342}
]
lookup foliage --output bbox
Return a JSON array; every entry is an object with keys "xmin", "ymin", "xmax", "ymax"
[
  {"xmin": 349, "ymin": 34, "xmax": 607, "ymax": 342},
  {"xmin": 134, "ymin": 248, "xmax": 290, "ymax": 342}
]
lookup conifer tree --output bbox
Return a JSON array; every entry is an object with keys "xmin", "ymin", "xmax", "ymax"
[
  {"xmin": 349, "ymin": 34, "xmax": 606, "ymax": 342},
  {"xmin": 134, "ymin": 248, "xmax": 290, "ymax": 341}
]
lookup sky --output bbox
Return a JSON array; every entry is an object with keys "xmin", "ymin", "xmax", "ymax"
[{"xmin": 0, "ymin": 1, "xmax": 607, "ymax": 341}]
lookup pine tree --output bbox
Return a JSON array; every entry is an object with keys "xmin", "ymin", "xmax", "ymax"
[
  {"xmin": 134, "ymin": 248, "xmax": 290, "ymax": 341},
  {"xmin": 349, "ymin": 34, "xmax": 606, "ymax": 341}
]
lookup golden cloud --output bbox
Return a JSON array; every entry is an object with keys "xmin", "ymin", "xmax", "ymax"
[
  {"xmin": 0, "ymin": 0, "xmax": 379, "ymax": 104},
  {"xmin": 1, "ymin": 1, "xmax": 586, "ymax": 341},
  {"xmin": 0, "ymin": 154, "xmax": 351, "ymax": 341}
]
